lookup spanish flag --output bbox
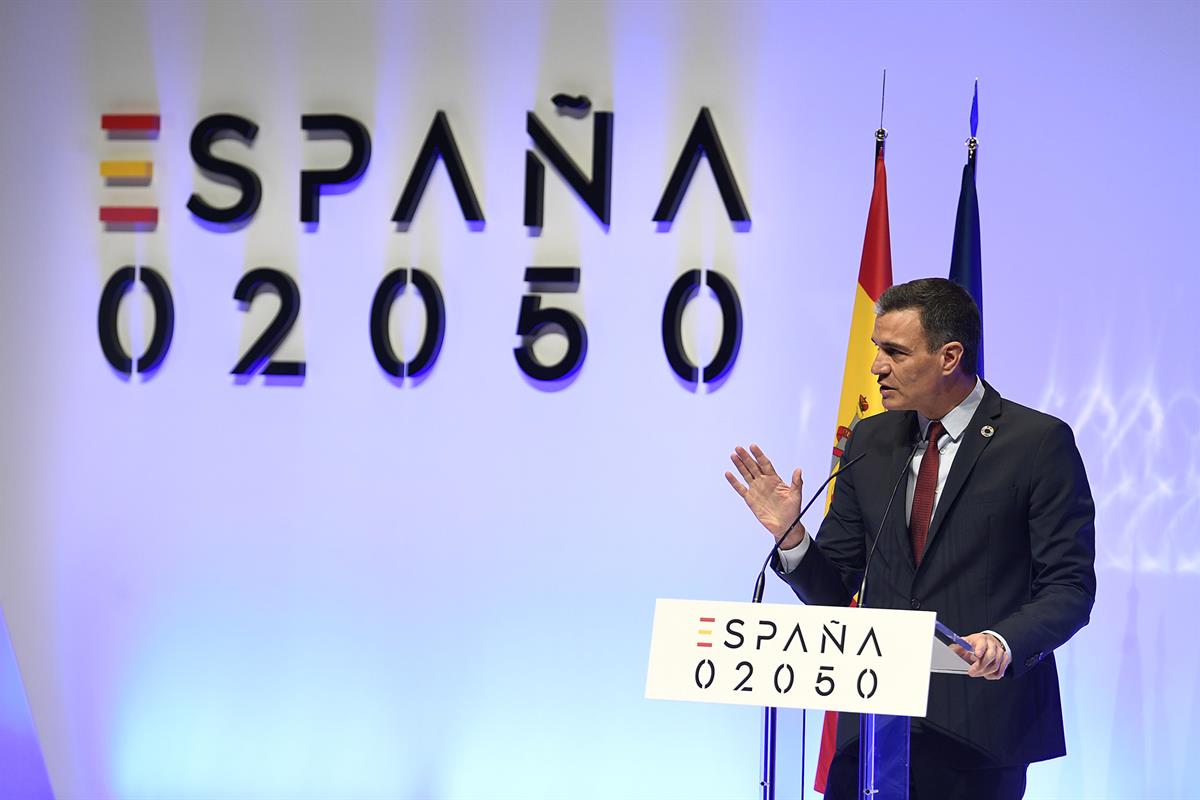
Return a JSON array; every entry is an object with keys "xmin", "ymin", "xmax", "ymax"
[
  {"xmin": 815, "ymin": 130, "xmax": 893, "ymax": 795},
  {"xmin": 825, "ymin": 134, "xmax": 894, "ymax": 507}
]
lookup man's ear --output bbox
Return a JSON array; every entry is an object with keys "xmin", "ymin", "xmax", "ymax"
[{"xmin": 941, "ymin": 341, "xmax": 964, "ymax": 375}]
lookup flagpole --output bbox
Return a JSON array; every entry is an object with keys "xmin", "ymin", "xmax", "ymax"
[{"xmin": 861, "ymin": 61, "xmax": 884, "ymax": 779}]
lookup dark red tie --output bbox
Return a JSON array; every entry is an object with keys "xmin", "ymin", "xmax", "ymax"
[{"xmin": 909, "ymin": 420, "xmax": 945, "ymax": 566}]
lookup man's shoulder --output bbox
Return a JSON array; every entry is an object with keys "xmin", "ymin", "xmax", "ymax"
[
  {"xmin": 848, "ymin": 408, "xmax": 916, "ymax": 450},
  {"xmin": 854, "ymin": 412, "xmax": 907, "ymax": 438},
  {"xmin": 848, "ymin": 384, "xmax": 1079, "ymax": 447},
  {"xmin": 855, "ymin": 410, "xmax": 912, "ymax": 434},
  {"xmin": 992, "ymin": 388, "xmax": 1076, "ymax": 441}
]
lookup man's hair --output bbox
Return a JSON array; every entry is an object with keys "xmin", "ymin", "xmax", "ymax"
[{"xmin": 876, "ymin": 278, "xmax": 982, "ymax": 375}]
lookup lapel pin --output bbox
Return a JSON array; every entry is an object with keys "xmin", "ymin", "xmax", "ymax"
[{"xmin": 980, "ymin": 425, "xmax": 995, "ymax": 438}]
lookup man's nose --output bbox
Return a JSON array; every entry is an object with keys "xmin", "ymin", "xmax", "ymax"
[{"xmin": 871, "ymin": 351, "xmax": 888, "ymax": 376}]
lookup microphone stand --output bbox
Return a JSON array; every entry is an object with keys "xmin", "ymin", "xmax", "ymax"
[
  {"xmin": 854, "ymin": 438, "xmax": 921, "ymax": 800},
  {"xmin": 750, "ymin": 454, "xmax": 865, "ymax": 800}
]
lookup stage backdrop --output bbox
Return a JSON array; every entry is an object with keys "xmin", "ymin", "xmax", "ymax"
[{"xmin": 1, "ymin": 1, "xmax": 1197, "ymax": 798}]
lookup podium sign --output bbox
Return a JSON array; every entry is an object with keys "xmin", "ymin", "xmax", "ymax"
[{"xmin": 646, "ymin": 598, "xmax": 936, "ymax": 717}]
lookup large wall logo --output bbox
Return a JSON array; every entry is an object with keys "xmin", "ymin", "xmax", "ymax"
[{"xmin": 97, "ymin": 100, "xmax": 748, "ymax": 387}]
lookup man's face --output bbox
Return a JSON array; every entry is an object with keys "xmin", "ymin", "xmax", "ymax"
[{"xmin": 871, "ymin": 309, "xmax": 948, "ymax": 413}]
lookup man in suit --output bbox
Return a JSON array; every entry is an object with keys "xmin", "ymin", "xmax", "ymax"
[{"xmin": 725, "ymin": 278, "xmax": 1095, "ymax": 800}]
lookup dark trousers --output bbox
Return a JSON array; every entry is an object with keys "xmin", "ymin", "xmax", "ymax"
[{"xmin": 824, "ymin": 729, "xmax": 1028, "ymax": 800}]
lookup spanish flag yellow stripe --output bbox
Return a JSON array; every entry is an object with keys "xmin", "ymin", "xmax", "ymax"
[
  {"xmin": 100, "ymin": 161, "xmax": 153, "ymax": 178},
  {"xmin": 836, "ymin": 283, "xmax": 885, "ymax": 430},
  {"xmin": 826, "ymin": 283, "xmax": 886, "ymax": 511}
]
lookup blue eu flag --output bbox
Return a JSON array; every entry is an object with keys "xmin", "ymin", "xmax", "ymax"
[{"xmin": 950, "ymin": 81, "xmax": 984, "ymax": 377}]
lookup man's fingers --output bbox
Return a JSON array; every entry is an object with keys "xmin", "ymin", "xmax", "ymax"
[
  {"xmin": 989, "ymin": 650, "xmax": 1011, "ymax": 680},
  {"xmin": 987, "ymin": 644, "xmax": 1011, "ymax": 680},
  {"xmin": 986, "ymin": 650, "xmax": 1002, "ymax": 677},
  {"xmin": 734, "ymin": 446, "xmax": 764, "ymax": 479},
  {"xmin": 749, "ymin": 444, "xmax": 777, "ymax": 477},
  {"xmin": 791, "ymin": 468, "xmax": 803, "ymax": 490},
  {"xmin": 730, "ymin": 452, "xmax": 755, "ymax": 483},
  {"xmin": 725, "ymin": 471, "xmax": 748, "ymax": 498},
  {"xmin": 971, "ymin": 640, "xmax": 989, "ymax": 675},
  {"xmin": 970, "ymin": 640, "xmax": 993, "ymax": 677},
  {"xmin": 950, "ymin": 643, "xmax": 977, "ymax": 664},
  {"xmin": 977, "ymin": 648, "xmax": 998, "ymax": 678}
]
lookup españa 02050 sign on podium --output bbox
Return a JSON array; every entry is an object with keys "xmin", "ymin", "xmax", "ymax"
[{"xmin": 646, "ymin": 599, "xmax": 937, "ymax": 716}]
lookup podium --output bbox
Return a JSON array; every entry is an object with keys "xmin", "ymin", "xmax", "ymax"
[{"xmin": 646, "ymin": 599, "xmax": 971, "ymax": 799}]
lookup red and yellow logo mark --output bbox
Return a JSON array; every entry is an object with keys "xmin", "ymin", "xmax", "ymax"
[{"xmin": 100, "ymin": 114, "xmax": 159, "ymax": 228}]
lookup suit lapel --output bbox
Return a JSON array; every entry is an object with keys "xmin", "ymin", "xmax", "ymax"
[{"xmin": 920, "ymin": 382, "xmax": 1003, "ymax": 563}]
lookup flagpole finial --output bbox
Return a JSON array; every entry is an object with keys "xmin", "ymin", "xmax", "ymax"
[
  {"xmin": 966, "ymin": 80, "xmax": 979, "ymax": 165},
  {"xmin": 969, "ymin": 80, "xmax": 979, "ymax": 138},
  {"xmin": 880, "ymin": 68, "xmax": 887, "ymax": 129},
  {"xmin": 876, "ymin": 69, "xmax": 888, "ymax": 156}
]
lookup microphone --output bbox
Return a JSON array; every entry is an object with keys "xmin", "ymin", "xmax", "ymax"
[
  {"xmin": 751, "ymin": 452, "xmax": 866, "ymax": 603},
  {"xmin": 856, "ymin": 435, "xmax": 922, "ymax": 608}
]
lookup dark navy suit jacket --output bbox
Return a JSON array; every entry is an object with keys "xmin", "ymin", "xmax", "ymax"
[{"xmin": 774, "ymin": 381, "xmax": 1096, "ymax": 766}]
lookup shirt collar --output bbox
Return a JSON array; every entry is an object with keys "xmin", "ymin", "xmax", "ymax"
[{"xmin": 918, "ymin": 376, "xmax": 985, "ymax": 443}]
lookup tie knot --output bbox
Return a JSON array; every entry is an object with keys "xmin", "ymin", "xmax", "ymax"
[{"xmin": 926, "ymin": 420, "xmax": 945, "ymax": 444}]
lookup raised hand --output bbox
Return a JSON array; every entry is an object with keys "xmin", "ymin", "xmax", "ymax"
[{"xmin": 724, "ymin": 444, "xmax": 806, "ymax": 549}]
